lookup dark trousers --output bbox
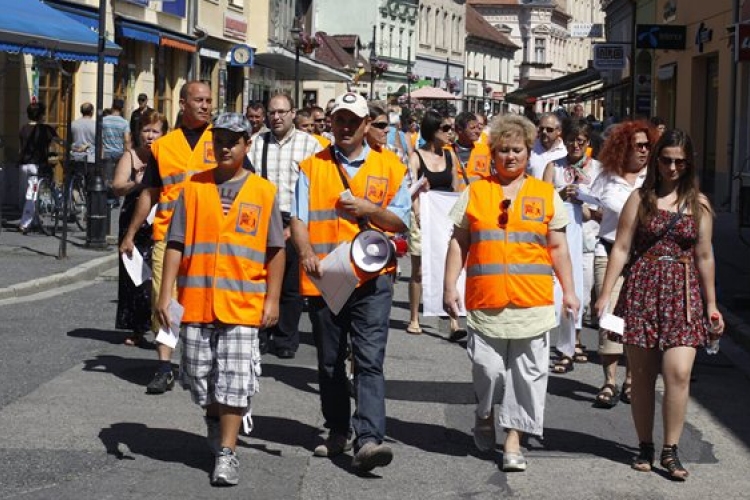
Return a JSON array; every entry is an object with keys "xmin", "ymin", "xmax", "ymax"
[
  {"xmin": 309, "ymin": 274, "xmax": 392, "ymax": 450},
  {"xmin": 260, "ymin": 238, "xmax": 302, "ymax": 351}
]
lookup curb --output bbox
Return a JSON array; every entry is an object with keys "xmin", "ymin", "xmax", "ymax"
[{"xmin": 0, "ymin": 253, "xmax": 118, "ymax": 301}]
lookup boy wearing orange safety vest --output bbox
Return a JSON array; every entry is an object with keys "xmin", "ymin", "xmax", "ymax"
[{"xmin": 157, "ymin": 113, "xmax": 286, "ymax": 487}]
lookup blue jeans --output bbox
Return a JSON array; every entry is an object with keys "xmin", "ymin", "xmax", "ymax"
[{"xmin": 309, "ymin": 274, "xmax": 392, "ymax": 450}]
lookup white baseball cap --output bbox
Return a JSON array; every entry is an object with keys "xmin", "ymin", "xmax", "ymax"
[{"xmin": 331, "ymin": 92, "xmax": 368, "ymax": 118}]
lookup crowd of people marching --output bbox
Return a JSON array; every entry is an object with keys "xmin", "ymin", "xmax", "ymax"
[{"xmin": 104, "ymin": 81, "xmax": 723, "ymax": 487}]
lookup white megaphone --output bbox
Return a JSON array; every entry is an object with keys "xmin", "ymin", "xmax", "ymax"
[{"xmin": 350, "ymin": 228, "xmax": 395, "ymax": 273}]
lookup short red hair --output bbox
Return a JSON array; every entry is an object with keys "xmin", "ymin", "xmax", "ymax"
[{"xmin": 598, "ymin": 120, "xmax": 657, "ymax": 177}]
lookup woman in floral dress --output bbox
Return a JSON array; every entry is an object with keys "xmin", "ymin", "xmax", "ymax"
[{"xmin": 595, "ymin": 129, "xmax": 724, "ymax": 481}]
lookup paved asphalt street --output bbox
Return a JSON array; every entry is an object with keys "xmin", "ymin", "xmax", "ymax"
[{"xmin": 2, "ymin": 253, "xmax": 750, "ymax": 499}]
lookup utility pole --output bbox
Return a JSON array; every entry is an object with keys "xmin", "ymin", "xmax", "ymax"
[
  {"xmin": 369, "ymin": 25, "xmax": 377, "ymax": 100},
  {"xmin": 406, "ymin": 46, "xmax": 412, "ymax": 109}
]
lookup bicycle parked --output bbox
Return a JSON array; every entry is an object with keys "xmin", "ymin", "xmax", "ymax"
[{"xmin": 35, "ymin": 164, "xmax": 87, "ymax": 236}]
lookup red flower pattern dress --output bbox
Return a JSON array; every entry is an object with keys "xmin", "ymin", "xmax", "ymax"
[{"xmin": 613, "ymin": 209, "xmax": 709, "ymax": 350}]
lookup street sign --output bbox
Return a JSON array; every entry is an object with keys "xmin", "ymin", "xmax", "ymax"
[
  {"xmin": 593, "ymin": 44, "xmax": 627, "ymax": 70},
  {"xmin": 636, "ymin": 24, "xmax": 687, "ymax": 50},
  {"xmin": 570, "ymin": 23, "xmax": 604, "ymax": 38}
]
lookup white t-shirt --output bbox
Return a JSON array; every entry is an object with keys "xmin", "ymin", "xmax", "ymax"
[
  {"xmin": 590, "ymin": 168, "xmax": 647, "ymax": 257},
  {"xmin": 528, "ymin": 139, "xmax": 567, "ymax": 179}
]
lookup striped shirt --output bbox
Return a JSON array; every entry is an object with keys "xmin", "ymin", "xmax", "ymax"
[{"xmin": 247, "ymin": 128, "xmax": 323, "ymax": 214}]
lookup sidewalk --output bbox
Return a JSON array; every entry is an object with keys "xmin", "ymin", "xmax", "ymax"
[{"xmin": 0, "ymin": 206, "xmax": 119, "ymax": 301}]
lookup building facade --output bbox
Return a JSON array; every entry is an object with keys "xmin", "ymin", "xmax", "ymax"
[{"xmin": 415, "ymin": 0, "xmax": 466, "ymax": 96}]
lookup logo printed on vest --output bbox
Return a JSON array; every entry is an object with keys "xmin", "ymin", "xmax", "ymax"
[
  {"xmin": 236, "ymin": 203, "xmax": 261, "ymax": 235},
  {"xmin": 521, "ymin": 196, "xmax": 545, "ymax": 221},
  {"xmin": 474, "ymin": 155, "xmax": 489, "ymax": 174},
  {"xmin": 204, "ymin": 141, "xmax": 215, "ymax": 163},
  {"xmin": 365, "ymin": 176, "xmax": 389, "ymax": 205}
]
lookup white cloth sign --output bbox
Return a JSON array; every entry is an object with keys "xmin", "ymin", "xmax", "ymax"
[{"xmin": 420, "ymin": 191, "xmax": 466, "ymax": 317}]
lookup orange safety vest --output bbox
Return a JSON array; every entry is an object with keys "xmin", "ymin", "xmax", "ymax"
[
  {"xmin": 313, "ymin": 133, "xmax": 331, "ymax": 148},
  {"xmin": 299, "ymin": 147, "xmax": 406, "ymax": 296},
  {"xmin": 151, "ymin": 126, "xmax": 216, "ymax": 241},
  {"xmin": 454, "ymin": 141, "xmax": 492, "ymax": 191},
  {"xmin": 464, "ymin": 176, "xmax": 555, "ymax": 310},
  {"xmin": 177, "ymin": 170, "xmax": 277, "ymax": 326}
]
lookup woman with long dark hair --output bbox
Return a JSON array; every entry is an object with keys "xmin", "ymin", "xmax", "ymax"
[{"xmin": 595, "ymin": 129, "xmax": 723, "ymax": 480}]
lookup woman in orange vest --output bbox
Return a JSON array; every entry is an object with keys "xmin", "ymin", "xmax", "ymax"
[{"xmin": 444, "ymin": 115, "xmax": 579, "ymax": 472}]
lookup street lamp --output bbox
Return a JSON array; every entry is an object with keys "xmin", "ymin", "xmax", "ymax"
[
  {"xmin": 405, "ymin": 46, "xmax": 412, "ymax": 110},
  {"xmin": 290, "ymin": 22, "xmax": 302, "ymax": 108},
  {"xmin": 481, "ymin": 65, "xmax": 487, "ymax": 115},
  {"xmin": 88, "ymin": 0, "xmax": 108, "ymax": 249}
]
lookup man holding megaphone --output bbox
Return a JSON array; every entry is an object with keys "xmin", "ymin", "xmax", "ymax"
[{"xmin": 290, "ymin": 92, "xmax": 410, "ymax": 473}]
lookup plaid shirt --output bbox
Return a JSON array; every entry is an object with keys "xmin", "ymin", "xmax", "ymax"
[{"xmin": 247, "ymin": 128, "xmax": 323, "ymax": 213}]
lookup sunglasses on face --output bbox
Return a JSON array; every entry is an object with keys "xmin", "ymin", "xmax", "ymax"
[
  {"xmin": 371, "ymin": 122, "xmax": 390, "ymax": 130},
  {"xmin": 658, "ymin": 156, "xmax": 687, "ymax": 167},
  {"xmin": 314, "ymin": 118, "xmax": 325, "ymax": 123},
  {"xmin": 634, "ymin": 141, "xmax": 651, "ymax": 151},
  {"xmin": 538, "ymin": 126, "xmax": 557, "ymax": 134},
  {"xmin": 566, "ymin": 137, "xmax": 588, "ymax": 146},
  {"xmin": 440, "ymin": 124, "xmax": 454, "ymax": 132},
  {"xmin": 498, "ymin": 199, "xmax": 511, "ymax": 227}
]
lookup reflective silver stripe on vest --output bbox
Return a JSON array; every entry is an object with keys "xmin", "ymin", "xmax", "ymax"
[
  {"xmin": 472, "ymin": 230, "xmax": 547, "ymax": 246},
  {"xmin": 183, "ymin": 242, "xmax": 265, "ymax": 264},
  {"xmin": 215, "ymin": 277, "xmax": 266, "ymax": 294},
  {"xmin": 220, "ymin": 242, "xmax": 265, "ymax": 265},
  {"xmin": 157, "ymin": 199, "xmax": 177, "ymax": 212},
  {"xmin": 312, "ymin": 242, "xmax": 338, "ymax": 255},
  {"xmin": 467, "ymin": 263, "xmax": 552, "ymax": 277},
  {"xmin": 178, "ymin": 275, "xmax": 266, "ymax": 294},
  {"xmin": 309, "ymin": 208, "xmax": 339, "ymax": 222},
  {"xmin": 162, "ymin": 172, "xmax": 186, "ymax": 186}
]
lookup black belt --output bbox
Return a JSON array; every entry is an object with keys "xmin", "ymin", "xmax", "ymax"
[{"xmin": 601, "ymin": 239, "xmax": 613, "ymax": 255}]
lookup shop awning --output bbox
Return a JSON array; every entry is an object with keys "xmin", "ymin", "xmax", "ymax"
[
  {"xmin": 255, "ymin": 45, "xmax": 352, "ymax": 82},
  {"xmin": 118, "ymin": 19, "xmax": 160, "ymax": 45},
  {"xmin": 0, "ymin": 0, "xmax": 120, "ymax": 64},
  {"xmin": 505, "ymin": 68, "xmax": 602, "ymax": 106}
]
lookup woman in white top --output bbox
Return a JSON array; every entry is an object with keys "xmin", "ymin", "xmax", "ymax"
[
  {"xmin": 588, "ymin": 120, "xmax": 656, "ymax": 408},
  {"xmin": 543, "ymin": 119, "xmax": 602, "ymax": 373}
]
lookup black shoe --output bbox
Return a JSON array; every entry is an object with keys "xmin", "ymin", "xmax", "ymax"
[
  {"xmin": 276, "ymin": 348, "xmax": 296, "ymax": 359},
  {"xmin": 259, "ymin": 339, "xmax": 269, "ymax": 355},
  {"xmin": 146, "ymin": 370, "xmax": 175, "ymax": 394}
]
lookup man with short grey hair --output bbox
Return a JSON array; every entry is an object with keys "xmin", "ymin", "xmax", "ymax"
[
  {"xmin": 528, "ymin": 112, "xmax": 566, "ymax": 179},
  {"xmin": 70, "ymin": 102, "xmax": 96, "ymax": 173}
]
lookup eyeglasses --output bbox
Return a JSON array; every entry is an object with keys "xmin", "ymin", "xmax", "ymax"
[
  {"xmin": 498, "ymin": 199, "xmax": 511, "ymax": 227},
  {"xmin": 658, "ymin": 156, "xmax": 687, "ymax": 168},
  {"xmin": 371, "ymin": 122, "xmax": 390, "ymax": 130},
  {"xmin": 268, "ymin": 109, "xmax": 292, "ymax": 117},
  {"xmin": 440, "ymin": 124, "xmax": 454, "ymax": 132},
  {"xmin": 634, "ymin": 141, "xmax": 651, "ymax": 151},
  {"xmin": 566, "ymin": 137, "xmax": 588, "ymax": 146},
  {"xmin": 538, "ymin": 126, "xmax": 557, "ymax": 134}
]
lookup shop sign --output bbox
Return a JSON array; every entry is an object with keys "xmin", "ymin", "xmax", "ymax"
[
  {"xmin": 695, "ymin": 22, "xmax": 713, "ymax": 53},
  {"xmin": 570, "ymin": 23, "xmax": 604, "ymax": 38},
  {"xmin": 737, "ymin": 24, "xmax": 750, "ymax": 62},
  {"xmin": 593, "ymin": 44, "xmax": 627, "ymax": 70},
  {"xmin": 224, "ymin": 12, "xmax": 247, "ymax": 42},
  {"xmin": 636, "ymin": 24, "xmax": 687, "ymax": 50}
]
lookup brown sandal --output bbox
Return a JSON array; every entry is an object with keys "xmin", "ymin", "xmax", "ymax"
[
  {"xmin": 552, "ymin": 356, "xmax": 574, "ymax": 374},
  {"xmin": 594, "ymin": 383, "xmax": 619, "ymax": 408}
]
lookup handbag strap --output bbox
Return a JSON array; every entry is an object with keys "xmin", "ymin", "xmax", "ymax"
[
  {"xmin": 260, "ymin": 131, "xmax": 271, "ymax": 180},
  {"xmin": 637, "ymin": 202, "xmax": 686, "ymax": 258},
  {"xmin": 329, "ymin": 145, "xmax": 368, "ymax": 230}
]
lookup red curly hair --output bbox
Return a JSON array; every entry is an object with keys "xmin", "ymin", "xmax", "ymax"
[{"xmin": 598, "ymin": 120, "xmax": 658, "ymax": 177}]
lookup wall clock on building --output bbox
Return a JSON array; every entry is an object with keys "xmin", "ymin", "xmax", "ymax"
[{"xmin": 231, "ymin": 45, "xmax": 253, "ymax": 66}]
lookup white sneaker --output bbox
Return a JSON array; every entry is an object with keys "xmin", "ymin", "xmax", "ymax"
[{"xmin": 211, "ymin": 448, "xmax": 240, "ymax": 486}]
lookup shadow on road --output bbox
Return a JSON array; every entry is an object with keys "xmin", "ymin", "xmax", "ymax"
[
  {"xmin": 81, "ymin": 354, "xmax": 163, "ymax": 388},
  {"xmin": 68, "ymin": 328, "xmax": 155, "ymax": 350},
  {"xmin": 99, "ymin": 423, "xmax": 213, "ymax": 475}
]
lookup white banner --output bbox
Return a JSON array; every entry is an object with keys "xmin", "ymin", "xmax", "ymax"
[{"xmin": 420, "ymin": 191, "xmax": 466, "ymax": 317}]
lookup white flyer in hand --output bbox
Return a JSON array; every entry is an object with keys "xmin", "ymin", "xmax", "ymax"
[
  {"xmin": 309, "ymin": 242, "xmax": 359, "ymax": 315},
  {"xmin": 155, "ymin": 299, "xmax": 184, "ymax": 348},
  {"xmin": 121, "ymin": 247, "xmax": 152, "ymax": 287},
  {"xmin": 600, "ymin": 313, "xmax": 625, "ymax": 336},
  {"xmin": 574, "ymin": 190, "xmax": 600, "ymax": 206},
  {"xmin": 146, "ymin": 205, "xmax": 157, "ymax": 225}
]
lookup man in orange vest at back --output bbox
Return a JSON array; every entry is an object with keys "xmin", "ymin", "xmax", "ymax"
[
  {"xmin": 453, "ymin": 111, "xmax": 492, "ymax": 190},
  {"xmin": 120, "ymin": 81, "xmax": 215, "ymax": 395},
  {"xmin": 290, "ymin": 91, "xmax": 410, "ymax": 473}
]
